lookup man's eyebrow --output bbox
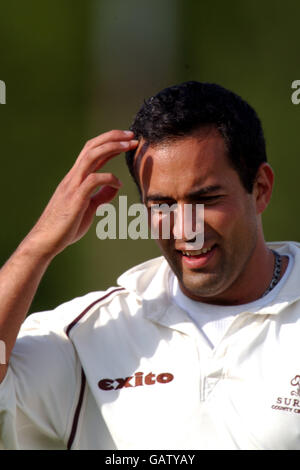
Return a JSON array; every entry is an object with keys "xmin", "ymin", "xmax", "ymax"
[
  {"xmin": 185, "ymin": 185, "xmax": 223, "ymax": 199},
  {"xmin": 144, "ymin": 194, "xmax": 175, "ymax": 204},
  {"xmin": 144, "ymin": 185, "xmax": 223, "ymax": 204}
]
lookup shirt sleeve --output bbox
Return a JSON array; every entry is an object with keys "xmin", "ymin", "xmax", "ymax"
[
  {"xmin": 0, "ymin": 367, "xmax": 18, "ymax": 449},
  {"xmin": 0, "ymin": 307, "xmax": 83, "ymax": 449}
]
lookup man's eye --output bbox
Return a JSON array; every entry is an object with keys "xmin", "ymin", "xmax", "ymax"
[
  {"xmin": 150, "ymin": 204, "xmax": 173, "ymax": 213},
  {"xmin": 198, "ymin": 196, "xmax": 222, "ymax": 203}
]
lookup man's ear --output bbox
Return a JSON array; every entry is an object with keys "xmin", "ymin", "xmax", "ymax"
[{"xmin": 252, "ymin": 163, "xmax": 274, "ymax": 214}]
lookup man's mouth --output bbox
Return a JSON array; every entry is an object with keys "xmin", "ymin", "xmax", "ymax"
[
  {"xmin": 180, "ymin": 246, "xmax": 213, "ymax": 257},
  {"xmin": 177, "ymin": 244, "xmax": 217, "ymax": 268}
]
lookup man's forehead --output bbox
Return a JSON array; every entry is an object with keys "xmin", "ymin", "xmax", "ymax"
[
  {"xmin": 133, "ymin": 127, "xmax": 226, "ymax": 175},
  {"xmin": 132, "ymin": 129, "xmax": 231, "ymax": 203}
]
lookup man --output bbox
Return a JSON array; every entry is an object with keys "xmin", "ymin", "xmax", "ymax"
[{"xmin": 0, "ymin": 81, "xmax": 299, "ymax": 450}]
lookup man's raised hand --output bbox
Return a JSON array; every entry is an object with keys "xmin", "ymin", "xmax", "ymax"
[{"xmin": 24, "ymin": 129, "xmax": 138, "ymax": 259}]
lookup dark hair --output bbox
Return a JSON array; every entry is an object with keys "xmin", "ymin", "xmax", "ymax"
[{"xmin": 125, "ymin": 81, "xmax": 267, "ymax": 193}]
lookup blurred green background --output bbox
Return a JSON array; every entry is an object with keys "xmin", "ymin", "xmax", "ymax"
[{"xmin": 0, "ymin": 0, "xmax": 299, "ymax": 313}]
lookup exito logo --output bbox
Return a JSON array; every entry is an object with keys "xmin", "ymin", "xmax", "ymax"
[
  {"xmin": 0, "ymin": 80, "xmax": 6, "ymax": 104},
  {"xmin": 98, "ymin": 371, "xmax": 174, "ymax": 391}
]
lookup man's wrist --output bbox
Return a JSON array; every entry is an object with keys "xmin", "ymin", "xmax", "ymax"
[{"xmin": 15, "ymin": 232, "xmax": 58, "ymax": 267}]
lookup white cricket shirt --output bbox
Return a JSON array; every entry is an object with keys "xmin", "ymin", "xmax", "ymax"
[{"xmin": 1, "ymin": 241, "xmax": 300, "ymax": 450}]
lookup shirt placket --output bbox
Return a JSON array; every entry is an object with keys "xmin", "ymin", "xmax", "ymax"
[{"xmin": 195, "ymin": 312, "xmax": 251, "ymax": 402}]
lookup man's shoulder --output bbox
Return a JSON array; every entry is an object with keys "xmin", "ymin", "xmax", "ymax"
[
  {"xmin": 18, "ymin": 291, "xmax": 109, "ymax": 342},
  {"xmin": 117, "ymin": 255, "xmax": 167, "ymax": 293},
  {"xmin": 64, "ymin": 256, "xmax": 170, "ymax": 336},
  {"xmin": 21, "ymin": 256, "xmax": 169, "ymax": 336}
]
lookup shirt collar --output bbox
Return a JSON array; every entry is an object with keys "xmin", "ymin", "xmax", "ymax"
[
  {"xmin": 117, "ymin": 256, "xmax": 194, "ymax": 334},
  {"xmin": 248, "ymin": 241, "xmax": 300, "ymax": 315}
]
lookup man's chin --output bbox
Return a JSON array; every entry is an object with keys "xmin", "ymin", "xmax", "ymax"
[{"xmin": 178, "ymin": 273, "xmax": 225, "ymax": 301}]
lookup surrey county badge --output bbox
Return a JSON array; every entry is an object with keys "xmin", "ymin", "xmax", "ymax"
[{"xmin": 271, "ymin": 375, "xmax": 300, "ymax": 414}]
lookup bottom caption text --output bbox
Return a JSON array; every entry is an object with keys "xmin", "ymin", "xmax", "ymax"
[{"xmin": 105, "ymin": 453, "xmax": 196, "ymax": 466}]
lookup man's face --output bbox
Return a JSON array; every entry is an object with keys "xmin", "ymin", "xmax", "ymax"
[{"xmin": 134, "ymin": 127, "xmax": 261, "ymax": 304}]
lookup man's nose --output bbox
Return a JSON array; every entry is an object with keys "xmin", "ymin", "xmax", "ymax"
[{"xmin": 172, "ymin": 203, "xmax": 204, "ymax": 248}]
